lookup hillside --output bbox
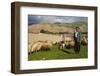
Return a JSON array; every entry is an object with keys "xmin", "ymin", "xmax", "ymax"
[{"xmin": 28, "ymin": 22, "xmax": 87, "ymax": 34}]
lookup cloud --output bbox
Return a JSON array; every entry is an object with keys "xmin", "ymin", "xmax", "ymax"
[{"xmin": 28, "ymin": 15, "xmax": 88, "ymax": 25}]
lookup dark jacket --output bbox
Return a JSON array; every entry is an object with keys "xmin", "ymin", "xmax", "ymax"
[{"xmin": 74, "ymin": 31, "xmax": 81, "ymax": 43}]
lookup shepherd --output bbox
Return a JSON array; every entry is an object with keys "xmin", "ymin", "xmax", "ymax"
[{"xmin": 74, "ymin": 27, "xmax": 81, "ymax": 54}]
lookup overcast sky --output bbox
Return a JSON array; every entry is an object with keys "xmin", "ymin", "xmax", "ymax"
[{"xmin": 28, "ymin": 15, "xmax": 88, "ymax": 25}]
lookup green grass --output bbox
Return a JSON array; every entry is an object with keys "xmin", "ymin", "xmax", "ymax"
[{"xmin": 28, "ymin": 45, "xmax": 88, "ymax": 61}]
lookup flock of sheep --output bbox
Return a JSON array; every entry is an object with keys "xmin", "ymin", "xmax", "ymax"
[
  {"xmin": 28, "ymin": 35, "xmax": 88, "ymax": 55},
  {"xmin": 28, "ymin": 41, "xmax": 53, "ymax": 54},
  {"xmin": 59, "ymin": 36, "xmax": 88, "ymax": 49}
]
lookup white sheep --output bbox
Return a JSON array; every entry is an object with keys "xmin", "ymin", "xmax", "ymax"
[
  {"xmin": 28, "ymin": 41, "xmax": 53, "ymax": 54},
  {"xmin": 81, "ymin": 36, "xmax": 88, "ymax": 45},
  {"xmin": 69, "ymin": 40, "xmax": 75, "ymax": 48},
  {"xmin": 41, "ymin": 41, "xmax": 52, "ymax": 51},
  {"xmin": 29, "ymin": 42, "xmax": 42, "ymax": 53},
  {"xmin": 65, "ymin": 37, "xmax": 73, "ymax": 42},
  {"xmin": 61, "ymin": 36, "xmax": 74, "ymax": 48},
  {"xmin": 28, "ymin": 43, "xmax": 32, "ymax": 54}
]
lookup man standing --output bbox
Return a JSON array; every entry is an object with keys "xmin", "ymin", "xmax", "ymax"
[{"xmin": 74, "ymin": 27, "xmax": 81, "ymax": 54}]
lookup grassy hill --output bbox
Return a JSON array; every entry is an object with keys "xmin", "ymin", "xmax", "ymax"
[
  {"xmin": 28, "ymin": 44, "xmax": 88, "ymax": 61},
  {"xmin": 28, "ymin": 22, "xmax": 87, "ymax": 34}
]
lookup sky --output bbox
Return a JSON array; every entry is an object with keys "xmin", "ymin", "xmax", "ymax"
[{"xmin": 28, "ymin": 15, "xmax": 88, "ymax": 25}]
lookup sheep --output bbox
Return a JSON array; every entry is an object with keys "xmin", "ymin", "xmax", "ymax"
[
  {"xmin": 41, "ymin": 41, "xmax": 52, "ymax": 51},
  {"xmin": 28, "ymin": 43, "xmax": 32, "ymax": 54},
  {"xmin": 59, "ymin": 40, "xmax": 74, "ymax": 49},
  {"xmin": 28, "ymin": 40, "xmax": 53, "ymax": 55},
  {"xmin": 64, "ymin": 36, "xmax": 75, "ymax": 49},
  {"xmin": 81, "ymin": 36, "xmax": 88, "ymax": 45},
  {"xmin": 28, "ymin": 42, "xmax": 42, "ymax": 54},
  {"xmin": 52, "ymin": 42, "xmax": 57, "ymax": 45},
  {"xmin": 64, "ymin": 41, "xmax": 69, "ymax": 48},
  {"xmin": 57, "ymin": 41, "xmax": 64, "ymax": 49},
  {"xmin": 60, "ymin": 41, "xmax": 73, "ymax": 49},
  {"xmin": 33, "ymin": 42, "xmax": 42, "ymax": 52},
  {"xmin": 65, "ymin": 37, "xmax": 73, "ymax": 42},
  {"xmin": 69, "ymin": 40, "xmax": 75, "ymax": 48},
  {"xmin": 41, "ymin": 43, "xmax": 50, "ymax": 50}
]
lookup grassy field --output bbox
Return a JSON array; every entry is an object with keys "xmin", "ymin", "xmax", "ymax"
[{"xmin": 28, "ymin": 44, "xmax": 88, "ymax": 61}]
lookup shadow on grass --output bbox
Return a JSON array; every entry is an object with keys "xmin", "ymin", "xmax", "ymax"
[{"xmin": 61, "ymin": 48, "xmax": 72, "ymax": 54}]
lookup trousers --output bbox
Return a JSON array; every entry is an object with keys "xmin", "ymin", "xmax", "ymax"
[{"xmin": 74, "ymin": 40, "xmax": 81, "ymax": 54}]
